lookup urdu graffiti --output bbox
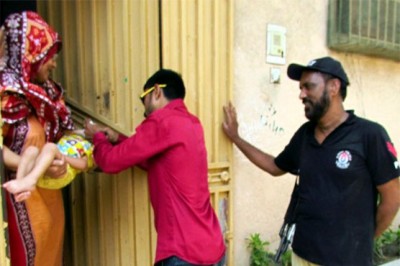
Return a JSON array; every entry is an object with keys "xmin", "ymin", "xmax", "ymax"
[
  {"xmin": 239, "ymin": 103, "xmax": 285, "ymax": 141},
  {"xmin": 260, "ymin": 103, "xmax": 284, "ymax": 135}
]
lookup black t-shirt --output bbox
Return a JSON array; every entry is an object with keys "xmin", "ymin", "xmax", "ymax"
[{"xmin": 275, "ymin": 112, "xmax": 400, "ymax": 266}]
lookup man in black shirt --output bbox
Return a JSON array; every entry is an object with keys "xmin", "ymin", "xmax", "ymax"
[{"xmin": 222, "ymin": 56, "xmax": 400, "ymax": 265}]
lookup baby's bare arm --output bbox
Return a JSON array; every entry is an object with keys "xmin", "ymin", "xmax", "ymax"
[{"xmin": 65, "ymin": 156, "xmax": 88, "ymax": 171}]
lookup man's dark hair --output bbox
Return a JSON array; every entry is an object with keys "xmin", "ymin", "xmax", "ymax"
[
  {"xmin": 143, "ymin": 69, "xmax": 186, "ymax": 100},
  {"xmin": 321, "ymin": 73, "xmax": 347, "ymax": 101}
]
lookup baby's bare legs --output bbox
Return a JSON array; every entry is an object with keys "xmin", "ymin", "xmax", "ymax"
[
  {"xmin": 3, "ymin": 146, "xmax": 39, "ymax": 201},
  {"xmin": 3, "ymin": 143, "xmax": 60, "ymax": 202},
  {"xmin": 16, "ymin": 146, "xmax": 39, "ymax": 180}
]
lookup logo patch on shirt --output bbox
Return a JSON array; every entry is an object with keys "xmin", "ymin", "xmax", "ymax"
[
  {"xmin": 336, "ymin": 150, "xmax": 352, "ymax": 169},
  {"xmin": 387, "ymin": 141, "xmax": 398, "ymax": 158},
  {"xmin": 386, "ymin": 142, "xmax": 399, "ymax": 169}
]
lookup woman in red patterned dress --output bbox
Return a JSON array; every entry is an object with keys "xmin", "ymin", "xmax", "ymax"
[{"xmin": 0, "ymin": 11, "xmax": 74, "ymax": 265}]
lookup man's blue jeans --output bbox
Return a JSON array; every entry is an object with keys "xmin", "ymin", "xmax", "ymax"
[{"xmin": 155, "ymin": 255, "xmax": 226, "ymax": 266}]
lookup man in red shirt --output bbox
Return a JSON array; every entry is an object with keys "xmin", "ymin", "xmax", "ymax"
[{"xmin": 85, "ymin": 69, "xmax": 226, "ymax": 265}]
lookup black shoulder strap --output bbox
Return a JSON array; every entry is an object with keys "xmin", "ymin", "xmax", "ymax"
[
  {"xmin": 283, "ymin": 127, "xmax": 308, "ymax": 223},
  {"xmin": 283, "ymin": 176, "xmax": 299, "ymax": 224}
]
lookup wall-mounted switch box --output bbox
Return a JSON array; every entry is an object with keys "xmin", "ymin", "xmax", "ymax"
[
  {"xmin": 266, "ymin": 24, "xmax": 286, "ymax": 65},
  {"xmin": 270, "ymin": 67, "xmax": 281, "ymax": 84}
]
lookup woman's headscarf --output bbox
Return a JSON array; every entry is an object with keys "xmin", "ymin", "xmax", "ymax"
[{"xmin": 0, "ymin": 11, "xmax": 74, "ymax": 142}]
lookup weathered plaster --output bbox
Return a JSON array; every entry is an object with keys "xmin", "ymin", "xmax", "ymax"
[{"xmin": 233, "ymin": 0, "xmax": 400, "ymax": 264}]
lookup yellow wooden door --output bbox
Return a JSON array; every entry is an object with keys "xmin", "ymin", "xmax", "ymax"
[
  {"xmin": 160, "ymin": 1, "xmax": 234, "ymax": 264},
  {"xmin": 39, "ymin": 1, "xmax": 160, "ymax": 265},
  {"xmin": 38, "ymin": 0, "xmax": 233, "ymax": 265}
]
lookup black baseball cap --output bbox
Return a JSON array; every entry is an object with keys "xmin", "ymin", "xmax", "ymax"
[{"xmin": 287, "ymin": 56, "xmax": 350, "ymax": 85}]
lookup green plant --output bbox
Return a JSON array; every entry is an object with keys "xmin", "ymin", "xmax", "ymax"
[
  {"xmin": 247, "ymin": 233, "xmax": 292, "ymax": 266},
  {"xmin": 280, "ymin": 249, "xmax": 292, "ymax": 266},
  {"xmin": 247, "ymin": 233, "xmax": 274, "ymax": 266},
  {"xmin": 373, "ymin": 225, "xmax": 400, "ymax": 265}
]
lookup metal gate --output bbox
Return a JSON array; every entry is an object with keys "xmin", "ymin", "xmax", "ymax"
[{"xmin": 37, "ymin": 1, "xmax": 234, "ymax": 265}]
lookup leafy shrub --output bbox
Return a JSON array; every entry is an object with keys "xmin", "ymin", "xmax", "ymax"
[
  {"xmin": 247, "ymin": 227, "xmax": 400, "ymax": 266},
  {"xmin": 373, "ymin": 225, "xmax": 400, "ymax": 265},
  {"xmin": 247, "ymin": 233, "xmax": 292, "ymax": 266}
]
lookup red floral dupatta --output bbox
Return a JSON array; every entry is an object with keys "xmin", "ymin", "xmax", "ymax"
[{"xmin": 1, "ymin": 11, "xmax": 74, "ymax": 143}]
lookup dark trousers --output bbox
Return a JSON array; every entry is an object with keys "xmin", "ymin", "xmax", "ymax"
[{"xmin": 155, "ymin": 255, "xmax": 226, "ymax": 266}]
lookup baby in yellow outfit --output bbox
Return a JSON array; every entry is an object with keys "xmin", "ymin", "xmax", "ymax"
[
  {"xmin": 3, "ymin": 132, "xmax": 94, "ymax": 202},
  {"xmin": 37, "ymin": 133, "xmax": 94, "ymax": 189}
]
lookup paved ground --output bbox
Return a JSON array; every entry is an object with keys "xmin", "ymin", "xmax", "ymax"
[{"xmin": 380, "ymin": 259, "xmax": 400, "ymax": 266}]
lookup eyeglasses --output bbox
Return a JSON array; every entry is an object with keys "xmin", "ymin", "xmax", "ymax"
[{"xmin": 140, "ymin": 84, "xmax": 167, "ymax": 102}]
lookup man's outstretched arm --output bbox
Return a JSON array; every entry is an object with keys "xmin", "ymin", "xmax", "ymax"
[{"xmin": 222, "ymin": 102, "xmax": 285, "ymax": 176}]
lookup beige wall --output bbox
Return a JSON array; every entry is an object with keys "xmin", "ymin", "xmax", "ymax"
[{"xmin": 233, "ymin": 0, "xmax": 400, "ymax": 264}]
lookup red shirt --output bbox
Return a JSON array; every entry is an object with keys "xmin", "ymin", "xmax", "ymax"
[{"xmin": 93, "ymin": 99, "xmax": 225, "ymax": 264}]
